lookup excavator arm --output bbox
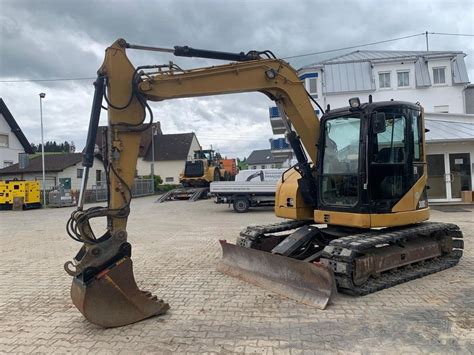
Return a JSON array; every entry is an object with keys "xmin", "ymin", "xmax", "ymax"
[{"xmin": 65, "ymin": 39, "xmax": 327, "ymax": 327}]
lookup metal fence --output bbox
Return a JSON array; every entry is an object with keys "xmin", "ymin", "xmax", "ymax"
[{"xmin": 93, "ymin": 178, "xmax": 154, "ymax": 202}]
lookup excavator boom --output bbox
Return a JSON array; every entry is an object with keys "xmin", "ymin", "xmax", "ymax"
[
  {"xmin": 65, "ymin": 39, "xmax": 333, "ymax": 327},
  {"xmin": 66, "ymin": 39, "xmax": 462, "ymax": 328}
]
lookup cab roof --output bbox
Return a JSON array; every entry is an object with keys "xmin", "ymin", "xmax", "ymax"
[{"xmin": 323, "ymin": 100, "xmax": 421, "ymax": 117}]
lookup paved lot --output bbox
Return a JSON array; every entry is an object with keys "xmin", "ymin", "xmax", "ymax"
[{"xmin": 0, "ymin": 196, "xmax": 473, "ymax": 354}]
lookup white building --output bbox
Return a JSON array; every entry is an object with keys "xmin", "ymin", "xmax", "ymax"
[
  {"xmin": 95, "ymin": 123, "xmax": 201, "ymax": 184},
  {"xmin": 270, "ymin": 50, "xmax": 473, "ymax": 203},
  {"xmin": 0, "ymin": 99, "xmax": 34, "ymax": 168},
  {"xmin": 246, "ymin": 149, "xmax": 287, "ymax": 170},
  {"xmin": 0, "ymin": 153, "xmax": 104, "ymax": 190},
  {"xmin": 137, "ymin": 131, "xmax": 201, "ymax": 184},
  {"xmin": 299, "ymin": 50, "xmax": 470, "ymax": 114}
]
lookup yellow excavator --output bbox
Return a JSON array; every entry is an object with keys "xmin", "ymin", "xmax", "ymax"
[
  {"xmin": 180, "ymin": 149, "xmax": 226, "ymax": 187},
  {"xmin": 65, "ymin": 39, "xmax": 463, "ymax": 327}
]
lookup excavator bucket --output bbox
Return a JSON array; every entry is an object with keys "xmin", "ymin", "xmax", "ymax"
[
  {"xmin": 217, "ymin": 240, "xmax": 336, "ymax": 309},
  {"xmin": 71, "ymin": 257, "xmax": 169, "ymax": 328}
]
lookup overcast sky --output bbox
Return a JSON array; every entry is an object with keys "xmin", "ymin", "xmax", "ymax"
[{"xmin": 1, "ymin": 0, "xmax": 473, "ymax": 158}]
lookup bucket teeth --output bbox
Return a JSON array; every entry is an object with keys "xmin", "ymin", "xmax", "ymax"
[{"xmin": 71, "ymin": 257, "xmax": 169, "ymax": 328}]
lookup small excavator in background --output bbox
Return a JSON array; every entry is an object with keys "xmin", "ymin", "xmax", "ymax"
[
  {"xmin": 65, "ymin": 39, "xmax": 463, "ymax": 327},
  {"xmin": 180, "ymin": 149, "xmax": 232, "ymax": 187},
  {"xmin": 156, "ymin": 148, "xmax": 236, "ymax": 202}
]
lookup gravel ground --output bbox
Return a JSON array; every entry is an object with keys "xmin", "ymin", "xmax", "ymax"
[{"xmin": 0, "ymin": 196, "xmax": 473, "ymax": 354}]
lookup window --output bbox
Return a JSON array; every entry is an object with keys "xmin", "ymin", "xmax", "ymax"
[
  {"xmin": 373, "ymin": 115, "xmax": 406, "ymax": 163},
  {"xmin": 433, "ymin": 67, "xmax": 446, "ymax": 84},
  {"xmin": 411, "ymin": 111, "xmax": 422, "ymax": 161},
  {"xmin": 77, "ymin": 168, "xmax": 83, "ymax": 178},
  {"xmin": 397, "ymin": 71, "xmax": 409, "ymax": 87},
  {"xmin": 434, "ymin": 105, "xmax": 449, "ymax": 113},
  {"xmin": 261, "ymin": 165, "xmax": 266, "ymax": 169},
  {"xmin": 321, "ymin": 116, "xmax": 361, "ymax": 207},
  {"xmin": 308, "ymin": 77, "xmax": 317, "ymax": 94},
  {"xmin": 0, "ymin": 134, "xmax": 8, "ymax": 148},
  {"xmin": 370, "ymin": 112, "xmax": 408, "ymax": 202},
  {"xmin": 252, "ymin": 165, "xmax": 257, "ymax": 169},
  {"xmin": 96, "ymin": 170, "xmax": 102, "ymax": 182},
  {"xmin": 379, "ymin": 72, "xmax": 391, "ymax": 88},
  {"xmin": 3, "ymin": 161, "xmax": 13, "ymax": 167},
  {"xmin": 165, "ymin": 177, "xmax": 174, "ymax": 182}
]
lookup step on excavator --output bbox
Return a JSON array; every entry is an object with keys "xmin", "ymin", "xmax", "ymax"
[{"xmin": 65, "ymin": 39, "xmax": 464, "ymax": 327}]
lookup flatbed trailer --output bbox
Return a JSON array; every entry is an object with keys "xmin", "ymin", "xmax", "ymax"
[
  {"xmin": 155, "ymin": 187, "xmax": 209, "ymax": 203},
  {"xmin": 210, "ymin": 181, "xmax": 277, "ymax": 212}
]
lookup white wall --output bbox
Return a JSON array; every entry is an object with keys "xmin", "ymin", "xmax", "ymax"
[
  {"xmin": 248, "ymin": 163, "xmax": 282, "ymax": 170},
  {"xmin": 0, "ymin": 172, "xmax": 57, "ymax": 189},
  {"xmin": 426, "ymin": 141, "xmax": 474, "ymax": 197},
  {"xmin": 57, "ymin": 159, "xmax": 104, "ymax": 190},
  {"xmin": 0, "ymin": 157, "xmax": 104, "ymax": 190},
  {"xmin": 302, "ymin": 58, "xmax": 467, "ymax": 114},
  {"xmin": 0, "ymin": 113, "xmax": 26, "ymax": 168}
]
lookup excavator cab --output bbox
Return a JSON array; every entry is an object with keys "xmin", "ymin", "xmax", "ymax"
[{"xmin": 316, "ymin": 100, "xmax": 428, "ymax": 220}]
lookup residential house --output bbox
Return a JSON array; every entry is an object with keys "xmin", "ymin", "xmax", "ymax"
[
  {"xmin": 246, "ymin": 149, "xmax": 287, "ymax": 170},
  {"xmin": 0, "ymin": 99, "xmax": 34, "ymax": 168},
  {"xmin": 0, "ymin": 153, "xmax": 104, "ymax": 190},
  {"xmin": 138, "ymin": 132, "xmax": 201, "ymax": 183},
  {"xmin": 298, "ymin": 50, "xmax": 470, "ymax": 114},
  {"xmin": 95, "ymin": 122, "xmax": 202, "ymax": 184},
  {"xmin": 269, "ymin": 49, "xmax": 473, "ymax": 203}
]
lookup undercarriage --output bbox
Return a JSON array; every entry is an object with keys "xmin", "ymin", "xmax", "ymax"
[{"xmin": 235, "ymin": 220, "xmax": 463, "ymax": 296}]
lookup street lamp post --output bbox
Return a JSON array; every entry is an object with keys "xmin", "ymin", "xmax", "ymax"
[
  {"xmin": 151, "ymin": 124, "xmax": 155, "ymax": 190},
  {"xmin": 39, "ymin": 93, "xmax": 46, "ymax": 207}
]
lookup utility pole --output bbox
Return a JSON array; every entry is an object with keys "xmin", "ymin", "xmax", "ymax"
[
  {"xmin": 39, "ymin": 93, "xmax": 47, "ymax": 207},
  {"xmin": 151, "ymin": 123, "xmax": 155, "ymax": 188},
  {"xmin": 425, "ymin": 31, "xmax": 429, "ymax": 51}
]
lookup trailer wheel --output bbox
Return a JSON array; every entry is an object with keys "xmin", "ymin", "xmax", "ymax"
[{"xmin": 233, "ymin": 197, "xmax": 250, "ymax": 213}]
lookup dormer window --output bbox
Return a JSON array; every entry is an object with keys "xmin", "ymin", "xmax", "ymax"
[{"xmin": 433, "ymin": 67, "xmax": 446, "ymax": 85}]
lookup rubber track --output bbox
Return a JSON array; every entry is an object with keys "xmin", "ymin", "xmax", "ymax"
[
  {"xmin": 320, "ymin": 222, "xmax": 464, "ymax": 295},
  {"xmin": 238, "ymin": 221, "xmax": 464, "ymax": 296},
  {"xmin": 237, "ymin": 220, "xmax": 311, "ymax": 247}
]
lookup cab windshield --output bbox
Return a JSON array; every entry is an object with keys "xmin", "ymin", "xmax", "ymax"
[{"xmin": 321, "ymin": 115, "xmax": 361, "ymax": 207}]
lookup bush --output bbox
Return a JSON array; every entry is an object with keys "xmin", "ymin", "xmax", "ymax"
[
  {"xmin": 156, "ymin": 184, "xmax": 180, "ymax": 193},
  {"xmin": 143, "ymin": 175, "xmax": 163, "ymax": 192}
]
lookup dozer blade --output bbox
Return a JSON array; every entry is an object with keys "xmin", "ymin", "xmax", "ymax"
[
  {"xmin": 217, "ymin": 240, "xmax": 336, "ymax": 309},
  {"xmin": 71, "ymin": 257, "xmax": 169, "ymax": 328}
]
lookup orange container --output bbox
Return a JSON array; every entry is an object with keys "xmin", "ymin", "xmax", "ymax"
[{"xmin": 221, "ymin": 159, "xmax": 237, "ymax": 176}]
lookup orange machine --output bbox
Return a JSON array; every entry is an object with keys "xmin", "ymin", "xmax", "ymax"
[{"xmin": 220, "ymin": 158, "xmax": 238, "ymax": 180}]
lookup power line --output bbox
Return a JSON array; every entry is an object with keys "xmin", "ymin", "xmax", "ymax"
[
  {"xmin": 281, "ymin": 33, "xmax": 426, "ymax": 59},
  {"xmin": 430, "ymin": 32, "xmax": 474, "ymax": 37},
  {"xmin": 0, "ymin": 77, "xmax": 96, "ymax": 83},
  {"xmin": 1, "ymin": 32, "xmax": 472, "ymax": 83}
]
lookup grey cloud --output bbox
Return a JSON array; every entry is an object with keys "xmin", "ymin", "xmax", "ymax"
[{"xmin": 1, "ymin": 0, "xmax": 473, "ymax": 159}]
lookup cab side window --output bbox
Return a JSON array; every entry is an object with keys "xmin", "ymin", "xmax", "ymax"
[{"xmin": 373, "ymin": 114, "xmax": 406, "ymax": 164}]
